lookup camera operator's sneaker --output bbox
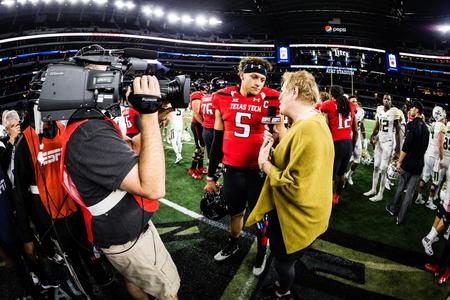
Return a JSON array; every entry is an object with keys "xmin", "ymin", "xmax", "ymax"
[
  {"xmin": 415, "ymin": 194, "xmax": 425, "ymax": 204},
  {"xmin": 252, "ymin": 251, "xmax": 268, "ymax": 276},
  {"xmin": 422, "ymin": 237, "xmax": 434, "ymax": 256},
  {"xmin": 214, "ymin": 238, "xmax": 239, "ymax": 262}
]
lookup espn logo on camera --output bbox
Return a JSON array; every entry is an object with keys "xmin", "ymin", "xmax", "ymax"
[{"xmin": 325, "ymin": 25, "xmax": 347, "ymax": 33}]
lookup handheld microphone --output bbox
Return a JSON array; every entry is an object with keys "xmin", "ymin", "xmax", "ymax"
[{"xmin": 261, "ymin": 106, "xmax": 281, "ymax": 133}]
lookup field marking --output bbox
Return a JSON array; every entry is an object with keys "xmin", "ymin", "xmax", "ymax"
[
  {"xmin": 159, "ymin": 198, "xmax": 254, "ymax": 239},
  {"xmin": 238, "ymin": 274, "xmax": 256, "ymax": 300}
]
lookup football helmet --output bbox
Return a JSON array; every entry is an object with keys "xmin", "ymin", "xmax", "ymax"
[
  {"xmin": 361, "ymin": 149, "xmax": 373, "ymax": 165},
  {"xmin": 210, "ymin": 77, "xmax": 227, "ymax": 92},
  {"xmin": 432, "ymin": 106, "xmax": 446, "ymax": 122},
  {"xmin": 193, "ymin": 78, "xmax": 209, "ymax": 92},
  {"xmin": 200, "ymin": 187, "xmax": 228, "ymax": 221},
  {"xmin": 387, "ymin": 162, "xmax": 399, "ymax": 180}
]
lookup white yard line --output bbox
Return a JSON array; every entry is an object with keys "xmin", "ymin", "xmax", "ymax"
[{"xmin": 159, "ymin": 198, "xmax": 254, "ymax": 239}]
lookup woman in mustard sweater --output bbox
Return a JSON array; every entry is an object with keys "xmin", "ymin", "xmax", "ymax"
[{"xmin": 246, "ymin": 70, "xmax": 334, "ymax": 299}]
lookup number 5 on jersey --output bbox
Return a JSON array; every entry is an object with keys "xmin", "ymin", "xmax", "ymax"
[{"xmin": 234, "ymin": 112, "xmax": 252, "ymax": 138}]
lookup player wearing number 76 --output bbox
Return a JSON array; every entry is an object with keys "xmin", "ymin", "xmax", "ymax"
[
  {"xmin": 319, "ymin": 85, "xmax": 358, "ymax": 205},
  {"xmin": 364, "ymin": 94, "xmax": 402, "ymax": 202},
  {"xmin": 204, "ymin": 57, "xmax": 284, "ymax": 276}
]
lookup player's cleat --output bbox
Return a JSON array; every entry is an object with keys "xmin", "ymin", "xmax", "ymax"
[
  {"xmin": 188, "ymin": 168, "xmax": 202, "ymax": 180},
  {"xmin": 438, "ymin": 268, "xmax": 450, "ymax": 285},
  {"xmin": 424, "ymin": 263, "xmax": 440, "ymax": 276},
  {"xmin": 415, "ymin": 194, "xmax": 425, "ymax": 204},
  {"xmin": 332, "ymin": 193, "xmax": 340, "ymax": 205},
  {"xmin": 425, "ymin": 200, "xmax": 437, "ymax": 210},
  {"xmin": 252, "ymin": 252, "xmax": 268, "ymax": 276},
  {"xmin": 175, "ymin": 155, "xmax": 182, "ymax": 164},
  {"xmin": 369, "ymin": 194, "xmax": 383, "ymax": 202},
  {"xmin": 385, "ymin": 180, "xmax": 391, "ymax": 191},
  {"xmin": 422, "ymin": 237, "xmax": 434, "ymax": 256},
  {"xmin": 214, "ymin": 238, "xmax": 239, "ymax": 262},
  {"xmin": 364, "ymin": 189, "xmax": 377, "ymax": 197},
  {"xmin": 345, "ymin": 173, "xmax": 354, "ymax": 186},
  {"xmin": 197, "ymin": 167, "xmax": 207, "ymax": 175}
]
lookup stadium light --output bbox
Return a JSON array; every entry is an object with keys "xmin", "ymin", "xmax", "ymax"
[
  {"xmin": 153, "ymin": 7, "xmax": 164, "ymax": 17},
  {"xmin": 208, "ymin": 17, "xmax": 222, "ymax": 26},
  {"xmin": 181, "ymin": 14, "xmax": 193, "ymax": 24},
  {"xmin": 142, "ymin": 5, "xmax": 152, "ymax": 16},
  {"xmin": 68, "ymin": 0, "xmax": 79, "ymax": 4},
  {"xmin": 167, "ymin": 12, "xmax": 180, "ymax": 23},
  {"xmin": 124, "ymin": 0, "xmax": 135, "ymax": 9},
  {"xmin": 1, "ymin": 0, "xmax": 15, "ymax": 7},
  {"xmin": 436, "ymin": 24, "xmax": 450, "ymax": 33},
  {"xmin": 29, "ymin": 0, "xmax": 39, "ymax": 5},
  {"xmin": 81, "ymin": 0, "xmax": 90, "ymax": 4},
  {"xmin": 17, "ymin": 0, "xmax": 27, "ymax": 5},
  {"xmin": 55, "ymin": 0, "xmax": 64, "ymax": 3},
  {"xmin": 93, "ymin": 0, "xmax": 107, "ymax": 5},
  {"xmin": 195, "ymin": 15, "xmax": 208, "ymax": 26},
  {"xmin": 42, "ymin": 0, "xmax": 52, "ymax": 4},
  {"xmin": 114, "ymin": 0, "xmax": 124, "ymax": 9}
]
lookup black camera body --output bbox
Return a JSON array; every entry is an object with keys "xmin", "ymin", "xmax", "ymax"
[{"xmin": 37, "ymin": 46, "xmax": 190, "ymax": 121}]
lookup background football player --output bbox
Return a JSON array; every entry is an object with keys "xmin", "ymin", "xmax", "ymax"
[
  {"xmin": 204, "ymin": 57, "xmax": 283, "ymax": 276},
  {"xmin": 416, "ymin": 106, "xmax": 447, "ymax": 209},
  {"xmin": 345, "ymin": 97, "xmax": 366, "ymax": 186},
  {"xmin": 364, "ymin": 94, "xmax": 402, "ymax": 202},
  {"xmin": 188, "ymin": 79, "xmax": 208, "ymax": 180},
  {"xmin": 167, "ymin": 107, "xmax": 185, "ymax": 164},
  {"xmin": 421, "ymin": 119, "xmax": 450, "ymax": 258}
]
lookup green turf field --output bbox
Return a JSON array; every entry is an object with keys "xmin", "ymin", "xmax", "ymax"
[{"xmin": 152, "ymin": 119, "xmax": 448, "ymax": 300}]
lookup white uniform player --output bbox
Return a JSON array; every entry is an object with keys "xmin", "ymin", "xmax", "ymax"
[
  {"xmin": 167, "ymin": 108, "xmax": 185, "ymax": 164},
  {"xmin": 364, "ymin": 95, "xmax": 402, "ymax": 202},
  {"xmin": 345, "ymin": 100, "xmax": 366, "ymax": 185},
  {"xmin": 421, "ymin": 121, "xmax": 450, "ymax": 256},
  {"xmin": 416, "ymin": 106, "xmax": 447, "ymax": 209}
]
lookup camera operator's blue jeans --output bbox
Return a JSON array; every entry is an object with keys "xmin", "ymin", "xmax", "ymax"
[{"xmin": 387, "ymin": 169, "xmax": 420, "ymax": 224}]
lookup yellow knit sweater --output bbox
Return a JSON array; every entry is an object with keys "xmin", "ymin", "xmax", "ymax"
[{"xmin": 246, "ymin": 113, "xmax": 334, "ymax": 254}]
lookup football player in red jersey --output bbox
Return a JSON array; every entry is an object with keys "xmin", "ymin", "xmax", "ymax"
[
  {"xmin": 201, "ymin": 77, "xmax": 226, "ymax": 158},
  {"xmin": 188, "ymin": 79, "xmax": 208, "ymax": 180},
  {"xmin": 204, "ymin": 57, "xmax": 284, "ymax": 276},
  {"xmin": 122, "ymin": 105, "xmax": 141, "ymax": 138},
  {"xmin": 320, "ymin": 85, "xmax": 358, "ymax": 205}
]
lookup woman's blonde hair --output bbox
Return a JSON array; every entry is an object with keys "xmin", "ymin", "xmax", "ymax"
[
  {"xmin": 282, "ymin": 71, "xmax": 319, "ymax": 104},
  {"xmin": 2, "ymin": 110, "xmax": 20, "ymax": 127}
]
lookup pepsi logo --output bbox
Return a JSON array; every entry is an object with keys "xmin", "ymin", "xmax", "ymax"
[{"xmin": 325, "ymin": 25, "xmax": 333, "ymax": 33}]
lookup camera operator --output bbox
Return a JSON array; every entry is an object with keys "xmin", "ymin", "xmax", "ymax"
[
  {"xmin": 63, "ymin": 74, "xmax": 180, "ymax": 300},
  {"xmin": 13, "ymin": 118, "xmax": 112, "ymax": 294}
]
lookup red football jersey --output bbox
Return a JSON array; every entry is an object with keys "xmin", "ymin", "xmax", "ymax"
[
  {"xmin": 212, "ymin": 86, "xmax": 280, "ymax": 169},
  {"xmin": 201, "ymin": 94, "xmax": 215, "ymax": 129},
  {"xmin": 190, "ymin": 91, "xmax": 204, "ymax": 124},
  {"xmin": 122, "ymin": 107, "xmax": 140, "ymax": 136},
  {"xmin": 320, "ymin": 100, "xmax": 356, "ymax": 141}
]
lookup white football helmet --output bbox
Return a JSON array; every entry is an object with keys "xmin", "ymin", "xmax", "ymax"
[
  {"xmin": 387, "ymin": 162, "xmax": 399, "ymax": 180},
  {"xmin": 361, "ymin": 150, "xmax": 373, "ymax": 165},
  {"xmin": 432, "ymin": 106, "xmax": 446, "ymax": 122}
]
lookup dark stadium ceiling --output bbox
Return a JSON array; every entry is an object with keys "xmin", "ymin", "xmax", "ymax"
[{"xmin": 0, "ymin": 0, "xmax": 449, "ymax": 51}]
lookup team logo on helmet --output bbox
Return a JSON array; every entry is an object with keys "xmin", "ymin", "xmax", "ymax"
[
  {"xmin": 210, "ymin": 77, "xmax": 227, "ymax": 92},
  {"xmin": 432, "ymin": 106, "xmax": 446, "ymax": 122},
  {"xmin": 200, "ymin": 187, "xmax": 228, "ymax": 221},
  {"xmin": 387, "ymin": 162, "xmax": 399, "ymax": 180}
]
